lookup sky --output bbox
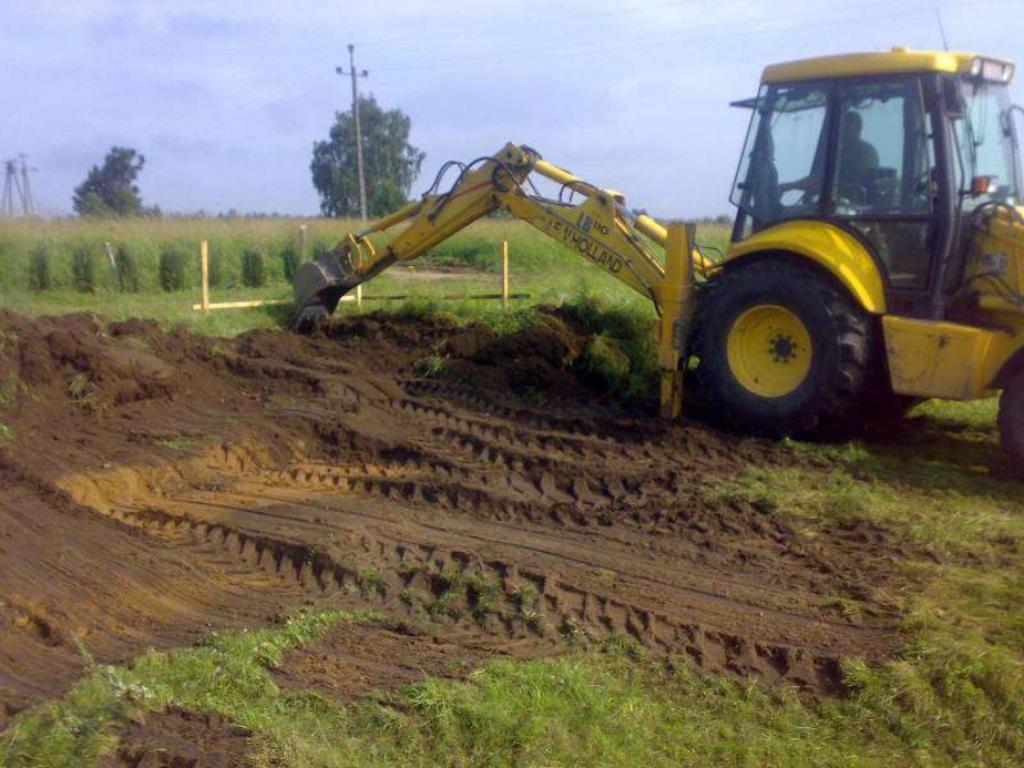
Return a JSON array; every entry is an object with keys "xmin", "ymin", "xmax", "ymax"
[{"xmin": 2, "ymin": 0, "xmax": 1022, "ymax": 218}]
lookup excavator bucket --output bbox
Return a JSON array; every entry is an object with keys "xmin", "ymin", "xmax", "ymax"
[{"xmin": 292, "ymin": 243, "xmax": 361, "ymax": 332}]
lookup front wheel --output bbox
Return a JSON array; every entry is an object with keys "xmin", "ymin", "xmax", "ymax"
[
  {"xmin": 692, "ymin": 258, "xmax": 874, "ymax": 437},
  {"xmin": 999, "ymin": 370, "xmax": 1024, "ymax": 476}
]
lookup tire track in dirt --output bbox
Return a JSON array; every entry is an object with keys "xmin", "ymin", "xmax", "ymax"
[
  {"xmin": 98, "ymin": 492, "xmax": 853, "ymax": 693},
  {"xmin": 0, "ymin": 310, "xmax": 905, "ymax": 719},
  {"xmin": 55, "ymin": 420, "xmax": 897, "ymax": 696}
]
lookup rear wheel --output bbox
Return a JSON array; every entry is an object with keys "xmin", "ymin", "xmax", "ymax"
[
  {"xmin": 693, "ymin": 258, "xmax": 874, "ymax": 437},
  {"xmin": 999, "ymin": 370, "xmax": 1024, "ymax": 476}
]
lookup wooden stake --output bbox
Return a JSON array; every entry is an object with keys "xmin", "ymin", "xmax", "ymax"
[
  {"xmin": 200, "ymin": 240, "xmax": 210, "ymax": 312},
  {"xmin": 501, "ymin": 239, "xmax": 509, "ymax": 310},
  {"xmin": 299, "ymin": 224, "xmax": 308, "ymax": 263},
  {"xmin": 191, "ymin": 298, "xmax": 290, "ymax": 311},
  {"xmin": 356, "ymin": 249, "xmax": 363, "ymax": 308}
]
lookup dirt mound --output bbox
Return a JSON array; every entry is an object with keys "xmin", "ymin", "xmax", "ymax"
[
  {"xmin": 104, "ymin": 706, "xmax": 251, "ymax": 768},
  {"xmin": 0, "ymin": 310, "xmax": 908, "ymax": 730},
  {"xmin": 0, "ymin": 311, "xmax": 179, "ymax": 410},
  {"xmin": 442, "ymin": 310, "xmax": 597, "ymax": 399}
]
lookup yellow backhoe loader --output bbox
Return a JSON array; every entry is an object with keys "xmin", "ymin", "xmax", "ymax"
[{"xmin": 294, "ymin": 48, "xmax": 1024, "ymax": 474}]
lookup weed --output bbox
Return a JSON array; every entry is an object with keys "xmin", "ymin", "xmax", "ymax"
[
  {"xmin": 508, "ymin": 581, "xmax": 538, "ymax": 612},
  {"xmin": 156, "ymin": 437, "xmax": 197, "ymax": 452},
  {"xmin": 67, "ymin": 371, "xmax": 97, "ymax": 409},
  {"xmin": 358, "ymin": 565, "xmax": 385, "ymax": 596},
  {"xmin": 0, "ymin": 423, "xmax": 11, "ymax": 441},
  {"xmin": 412, "ymin": 354, "xmax": 444, "ymax": 378}
]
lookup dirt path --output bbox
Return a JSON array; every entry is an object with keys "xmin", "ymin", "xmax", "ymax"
[{"xmin": 0, "ymin": 309, "xmax": 904, "ymax": 728}]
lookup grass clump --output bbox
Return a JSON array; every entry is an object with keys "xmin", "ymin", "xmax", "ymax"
[
  {"xmin": 280, "ymin": 245, "xmax": 299, "ymax": 282},
  {"xmin": 562, "ymin": 293, "xmax": 658, "ymax": 398},
  {"xmin": 158, "ymin": 247, "xmax": 187, "ymax": 292},
  {"xmin": 114, "ymin": 244, "xmax": 140, "ymax": 293},
  {"xmin": 71, "ymin": 243, "xmax": 97, "ymax": 293},
  {"xmin": 28, "ymin": 244, "xmax": 50, "ymax": 292},
  {"xmin": 241, "ymin": 247, "xmax": 266, "ymax": 288}
]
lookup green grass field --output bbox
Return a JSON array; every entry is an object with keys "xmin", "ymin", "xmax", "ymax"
[
  {"xmin": 2, "ymin": 216, "xmax": 729, "ymax": 336},
  {"xmin": 2, "ymin": 217, "xmax": 1023, "ymax": 767}
]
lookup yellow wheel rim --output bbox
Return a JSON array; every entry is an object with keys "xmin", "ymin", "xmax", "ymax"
[{"xmin": 726, "ymin": 304, "xmax": 813, "ymax": 398}]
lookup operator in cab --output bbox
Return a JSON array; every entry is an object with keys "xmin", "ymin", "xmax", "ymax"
[{"xmin": 777, "ymin": 111, "xmax": 880, "ymax": 198}]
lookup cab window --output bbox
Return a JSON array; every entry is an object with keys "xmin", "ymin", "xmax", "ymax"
[
  {"xmin": 731, "ymin": 84, "xmax": 830, "ymax": 228},
  {"xmin": 831, "ymin": 80, "xmax": 935, "ymax": 216}
]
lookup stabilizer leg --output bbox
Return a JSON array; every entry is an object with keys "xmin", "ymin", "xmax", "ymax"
[{"xmin": 657, "ymin": 223, "xmax": 696, "ymax": 419}]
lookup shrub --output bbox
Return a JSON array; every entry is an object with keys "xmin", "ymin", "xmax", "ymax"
[
  {"xmin": 158, "ymin": 247, "xmax": 187, "ymax": 292},
  {"xmin": 241, "ymin": 247, "xmax": 265, "ymax": 288},
  {"xmin": 115, "ymin": 245, "xmax": 140, "ymax": 293},
  {"xmin": 280, "ymin": 245, "xmax": 299, "ymax": 282},
  {"xmin": 28, "ymin": 245, "xmax": 51, "ymax": 292},
  {"xmin": 71, "ymin": 244, "xmax": 97, "ymax": 293}
]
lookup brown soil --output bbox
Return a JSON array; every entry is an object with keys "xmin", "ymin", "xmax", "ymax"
[
  {"xmin": 102, "ymin": 706, "xmax": 252, "ymax": 767},
  {"xmin": 274, "ymin": 618, "xmax": 552, "ymax": 701},
  {"xmin": 0, "ymin": 308, "xmax": 906, "ymax": 735}
]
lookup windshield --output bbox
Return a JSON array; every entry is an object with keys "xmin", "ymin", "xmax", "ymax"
[{"xmin": 954, "ymin": 80, "xmax": 1021, "ymax": 209}]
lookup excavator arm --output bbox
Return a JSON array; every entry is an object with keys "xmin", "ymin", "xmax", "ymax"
[{"xmin": 293, "ymin": 142, "xmax": 710, "ymax": 416}]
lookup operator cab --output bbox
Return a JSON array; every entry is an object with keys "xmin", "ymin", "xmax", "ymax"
[{"xmin": 730, "ymin": 47, "xmax": 1021, "ymax": 318}]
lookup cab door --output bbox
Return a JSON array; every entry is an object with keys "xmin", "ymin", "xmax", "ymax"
[{"xmin": 826, "ymin": 76, "xmax": 943, "ymax": 316}]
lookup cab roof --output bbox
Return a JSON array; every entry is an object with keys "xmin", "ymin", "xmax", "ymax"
[{"xmin": 761, "ymin": 47, "xmax": 1014, "ymax": 84}]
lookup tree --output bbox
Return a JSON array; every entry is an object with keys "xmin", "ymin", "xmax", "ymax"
[
  {"xmin": 73, "ymin": 146, "xmax": 149, "ymax": 217},
  {"xmin": 310, "ymin": 96, "xmax": 425, "ymax": 218}
]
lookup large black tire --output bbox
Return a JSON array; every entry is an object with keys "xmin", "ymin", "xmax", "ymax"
[
  {"xmin": 692, "ymin": 258, "xmax": 874, "ymax": 438},
  {"xmin": 998, "ymin": 370, "xmax": 1024, "ymax": 477}
]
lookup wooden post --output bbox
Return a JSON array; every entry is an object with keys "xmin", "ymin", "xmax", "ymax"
[
  {"xmin": 200, "ymin": 240, "xmax": 210, "ymax": 312},
  {"xmin": 501, "ymin": 239, "xmax": 509, "ymax": 310},
  {"xmin": 299, "ymin": 224, "xmax": 308, "ymax": 262},
  {"xmin": 356, "ymin": 249, "xmax": 363, "ymax": 308}
]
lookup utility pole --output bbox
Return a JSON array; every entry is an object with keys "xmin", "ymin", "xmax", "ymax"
[
  {"xmin": 336, "ymin": 44, "xmax": 369, "ymax": 221},
  {"xmin": 18, "ymin": 154, "xmax": 35, "ymax": 217},
  {"xmin": 1, "ymin": 160, "xmax": 13, "ymax": 218},
  {"xmin": 2, "ymin": 155, "xmax": 35, "ymax": 217},
  {"xmin": 2, "ymin": 159, "xmax": 23, "ymax": 218}
]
